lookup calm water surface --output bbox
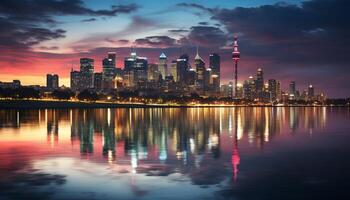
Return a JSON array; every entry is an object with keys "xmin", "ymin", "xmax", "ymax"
[{"xmin": 0, "ymin": 107, "xmax": 349, "ymax": 200}]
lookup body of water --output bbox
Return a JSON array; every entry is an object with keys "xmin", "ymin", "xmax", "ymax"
[{"xmin": 0, "ymin": 107, "xmax": 349, "ymax": 200}]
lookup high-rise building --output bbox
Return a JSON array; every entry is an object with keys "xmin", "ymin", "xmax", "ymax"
[
  {"xmin": 80, "ymin": 58, "xmax": 94, "ymax": 73},
  {"xmin": 220, "ymin": 82, "xmax": 233, "ymax": 98},
  {"xmin": 147, "ymin": 63, "xmax": 159, "ymax": 82},
  {"xmin": 195, "ymin": 48, "xmax": 205, "ymax": 90},
  {"xmin": 114, "ymin": 67, "xmax": 123, "ymax": 89},
  {"xmin": 301, "ymin": 89, "xmax": 308, "ymax": 101},
  {"xmin": 123, "ymin": 70, "xmax": 134, "ymax": 88},
  {"xmin": 232, "ymin": 36, "xmax": 240, "ymax": 98},
  {"xmin": 236, "ymin": 83, "xmax": 243, "ymax": 98},
  {"xmin": 158, "ymin": 53, "xmax": 167, "ymax": 79},
  {"xmin": 93, "ymin": 72, "xmax": 102, "ymax": 91},
  {"xmin": 243, "ymin": 76, "xmax": 255, "ymax": 101},
  {"xmin": 108, "ymin": 52, "xmax": 116, "ymax": 67},
  {"xmin": 169, "ymin": 60, "xmax": 178, "ymax": 82},
  {"xmin": 186, "ymin": 68, "xmax": 196, "ymax": 86},
  {"xmin": 204, "ymin": 68, "xmax": 212, "ymax": 92},
  {"xmin": 268, "ymin": 79, "xmax": 277, "ymax": 101},
  {"xmin": 102, "ymin": 57, "xmax": 115, "ymax": 91},
  {"xmin": 79, "ymin": 58, "xmax": 94, "ymax": 89},
  {"xmin": 276, "ymin": 81, "xmax": 281, "ymax": 101},
  {"xmin": 263, "ymin": 83, "xmax": 270, "ymax": 102},
  {"xmin": 308, "ymin": 84, "xmax": 314, "ymax": 100},
  {"xmin": 177, "ymin": 54, "xmax": 189, "ymax": 85},
  {"xmin": 124, "ymin": 51, "xmax": 148, "ymax": 88},
  {"xmin": 209, "ymin": 53, "xmax": 220, "ymax": 92},
  {"xmin": 256, "ymin": 68, "xmax": 264, "ymax": 100},
  {"xmin": 46, "ymin": 74, "xmax": 59, "ymax": 90},
  {"xmin": 70, "ymin": 70, "xmax": 81, "ymax": 91},
  {"xmin": 289, "ymin": 81, "xmax": 296, "ymax": 100},
  {"xmin": 134, "ymin": 56, "xmax": 148, "ymax": 88},
  {"xmin": 124, "ymin": 52, "xmax": 136, "ymax": 71}
]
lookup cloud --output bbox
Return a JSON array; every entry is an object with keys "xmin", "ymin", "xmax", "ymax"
[
  {"xmin": 118, "ymin": 39, "xmax": 130, "ymax": 43},
  {"xmin": 184, "ymin": 26, "xmax": 228, "ymax": 47},
  {"xmin": 69, "ymin": 16, "xmax": 160, "ymax": 52},
  {"xmin": 168, "ymin": 29, "xmax": 189, "ymax": 33},
  {"xmin": 81, "ymin": 18, "xmax": 97, "ymax": 23},
  {"xmin": 0, "ymin": 17, "xmax": 66, "ymax": 50},
  {"xmin": 176, "ymin": 3, "xmax": 216, "ymax": 13},
  {"xmin": 38, "ymin": 46, "xmax": 59, "ymax": 51},
  {"xmin": 174, "ymin": 0, "xmax": 349, "ymax": 97},
  {"xmin": 211, "ymin": 0, "xmax": 348, "ymax": 64},
  {"xmin": 0, "ymin": 0, "xmax": 139, "ymax": 50},
  {"xmin": 135, "ymin": 36, "xmax": 177, "ymax": 47},
  {"xmin": 198, "ymin": 22, "xmax": 209, "ymax": 26},
  {"xmin": 0, "ymin": 0, "xmax": 139, "ymax": 23}
]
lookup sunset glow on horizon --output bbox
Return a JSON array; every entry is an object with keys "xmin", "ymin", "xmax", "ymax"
[{"xmin": 0, "ymin": 0, "xmax": 348, "ymax": 97}]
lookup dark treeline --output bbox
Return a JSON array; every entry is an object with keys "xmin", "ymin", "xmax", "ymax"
[{"xmin": 0, "ymin": 87, "xmax": 40, "ymax": 99}]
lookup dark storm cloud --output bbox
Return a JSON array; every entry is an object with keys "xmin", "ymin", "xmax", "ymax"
[
  {"xmin": 210, "ymin": 0, "xmax": 348, "ymax": 64},
  {"xmin": 174, "ymin": 0, "xmax": 349, "ymax": 96},
  {"xmin": 134, "ymin": 25, "xmax": 227, "ymax": 48},
  {"xmin": 135, "ymin": 36, "xmax": 177, "ymax": 47},
  {"xmin": 184, "ymin": 26, "xmax": 228, "ymax": 47},
  {"xmin": 0, "ymin": 17, "xmax": 66, "ymax": 49},
  {"xmin": 0, "ymin": 0, "xmax": 139, "ymax": 50},
  {"xmin": 0, "ymin": 0, "xmax": 139, "ymax": 23}
]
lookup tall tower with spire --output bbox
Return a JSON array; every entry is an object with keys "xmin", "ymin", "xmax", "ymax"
[
  {"xmin": 195, "ymin": 47, "xmax": 206, "ymax": 90},
  {"xmin": 158, "ymin": 52, "xmax": 167, "ymax": 79},
  {"xmin": 232, "ymin": 36, "xmax": 240, "ymax": 98}
]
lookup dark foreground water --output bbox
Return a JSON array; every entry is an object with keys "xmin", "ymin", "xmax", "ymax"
[{"xmin": 0, "ymin": 107, "xmax": 349, "ymax": 200}]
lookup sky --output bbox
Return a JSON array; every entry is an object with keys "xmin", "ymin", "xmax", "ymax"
[{"xmin": 0, "ymin": 0, "xmax": 348, "ymax": 97}]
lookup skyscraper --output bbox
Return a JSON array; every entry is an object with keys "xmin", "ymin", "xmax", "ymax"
[
  {"xmin": 158, "ymin": 53, "xmax": 167, "ymax": 79},
  {"xmin": 108, "ymin": 52, "xmax": 116, "ymax": 67},
  {"xmin": 236, "ymin": 83, "xmax": 243, "ymax": 99},
  {"xmin": 195, "ymin": 48, "xmax": 205, "ymax": 90},
  {"xmin": 102, "ymin": 57, "xmax": 115, "ymax": 91},
  {"xmin": 220, "ymin": 82, "xmax": 233, "ymax": 98},
  {"xmin": 308, "ymin": 84, "xmax": 314, "ymax": 100},
  {"xmin": 169, "ymin": 60, "xmax": 178, "ymax": 82},
  {"xmin": 204, "ymin": 68, "xmax": 212, "ymax": 92},
  {"xmin": 256, "ymin": 68, "xmax": 264, "ymax": 100},
  {"xmin": 268, "ymin": 79, "xmax": 277, "ymax": 102},
  {"xmin": 147, "ymin": 63, "xmax": 159, "ymax": 82},
  {"xmin": 124, "ymin": 51, "xmax": 148, "ymax": 88},
  {"xmin": 276, "ymin": 81, "xmax": 282, "ymax": 101},
  {"xmin": 243, "ymin": 76, "xmax": 255, "ymax": 101},
  {"xmin": 134, "ymin": 56, "xmax": 148, "ymax": 88},
  {"xmin": 79, "ymin": 58, "xmax": 94, "ymax": 89},
  {"xmin": 289, "ymin": 81, "xmax": 296, "ymax": 100},
  {"xmin": 209, "ymin": 53, "xmax": 220, "ymax": 92},
  {"xmin": 232, "ymin": 36, "xmax": 240, "ymax": 98},
  {"xmin": 176, "ymin": 54, "xmax": 189, "ymax": 85},
  {"xmin": 70, "ymin": 69, "xmax": 81, "ymax": 91},
  {"xmin": 94, "ymin": 72, "xmax": 102, "ymax": 91},
  {"xmin": 46, "ymin": 74, "xmax": 59, "ymax": 90}
]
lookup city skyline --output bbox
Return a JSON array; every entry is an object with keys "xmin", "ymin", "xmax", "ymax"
[
  {"xmin": 0, "ymin": 45, "xmax": 329, "ymax": 103},
  {"xmin": 0, "ymin": 0, "xmax": 348, "ymax": 98}
]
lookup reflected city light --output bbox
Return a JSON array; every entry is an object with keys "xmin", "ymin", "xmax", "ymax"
[{"xmin": 0, "ymin": 107, "xmax": 330, "ymax": 188}]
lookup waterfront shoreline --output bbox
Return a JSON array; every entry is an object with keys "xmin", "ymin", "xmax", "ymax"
[{"xmin": 0, "ymin": 99, "xmax": 348, "ymax": 109}]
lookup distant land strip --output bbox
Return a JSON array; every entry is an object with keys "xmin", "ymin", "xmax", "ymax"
[{"xmin": 0, "ymin": 100, "xmax": 348, "ymax": 109}]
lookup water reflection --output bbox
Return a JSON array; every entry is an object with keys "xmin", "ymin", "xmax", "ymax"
[{"xmin": 0, "ymin": 107, "xmax": 348, "ymax": 200}]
